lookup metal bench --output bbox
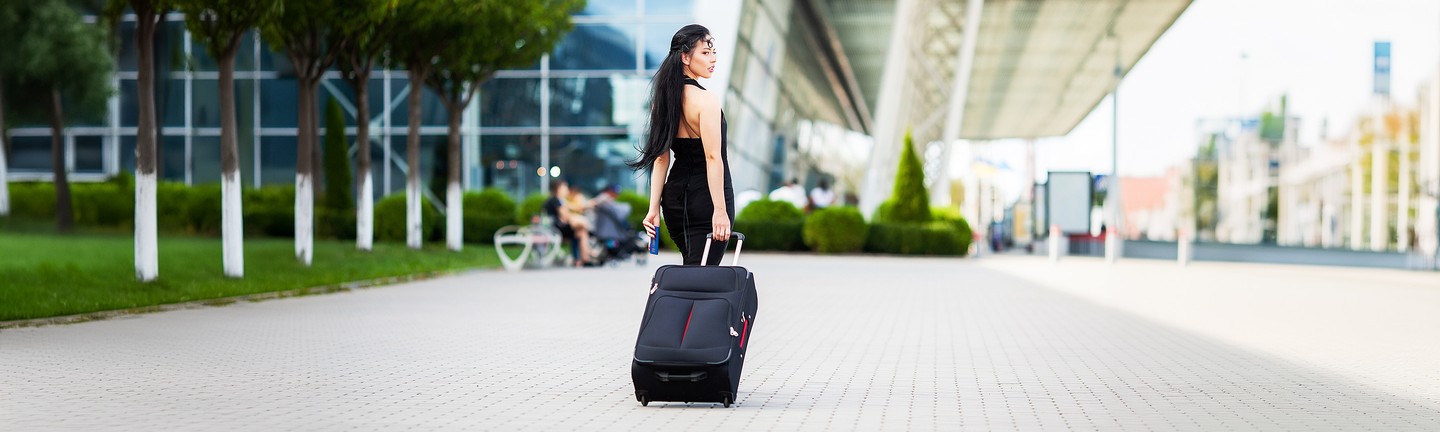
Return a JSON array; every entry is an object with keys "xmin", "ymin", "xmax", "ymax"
[{"xmin": 493, "ymin": 223, "xmax": 566, "ymax": 271}]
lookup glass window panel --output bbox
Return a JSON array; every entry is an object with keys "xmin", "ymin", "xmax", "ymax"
[
  {"xmin": 119, "ymin": 136, "xmax": 136, "ymax": 174},
  {"xmin": 644, "ymin": 2, "xmax": 691, "ymax": 16},
  {"xmin": 387, "ymin": 80, "xmax": 449, "ymax": 128},
  {"xmin": 580, "ymin": 0, "xmax": 636, "ymax": 16},
  {"xmin": 480, "ymin": 78, "xmax": 542, "ymax": 128},
  {"xmin": 548, "ymin": 76, "xmax": 648, "ymax": 129},
  {"xmin": 478, "ymin": 135, "xmax": 543, "ymax": 201},
  {"xmin": 192, "ymin": 79, "xmax": 221, "ymax": 128},
  {"xmin": 161, "ymin": 136, "xmax": 185, "ymax": 181},
  {"xmin": 551, "ymin": 24, "xmax": 637, "ymax": 70},
  {"xmin": 191, "ymin": 136, "xmax": 221, "ymax": 184},
  {"xmin": 118, "ymin": 21, "xmax": 138, "ymax": 72},
  {"xmin": 549, "ymin": 134, "xmax": 636, "ymax": 194},
  {"xmin": 74, "ymin": 136, "xmax": 104, "ymax": 173},
  {"xmin": 236, "ymin": 31, "xmax": 257, "ymax": 71},
  {"xmin": 260, "ymin": 78, "xmax": 298, "ymax": 128},
  {"xmin": 160, "ymin": 21, "xmax": 187, "ymax": 72},
  {"xmin": 644, "ymin": 23, "xmax": 690, "ymax": 69},
  {"xmin": 260, "ymin": 135, "xmax": 297, "ymax": 186},
  {"xmin": 9, "ymin": 136, "xmax": 52, "ymax": 171},
  {"xmin": 119, "ymin": 80, "xmax": 139, "ymax": 127},
  {"xmin": 160, "ymin": 77, "xmax": 186, "ymax": 127},
  {"xmin": 191, "ymin": 37, "xmax": 219, "ymax": 72}
]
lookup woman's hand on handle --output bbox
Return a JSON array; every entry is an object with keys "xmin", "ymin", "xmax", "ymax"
[
  {"xmin": 642, "ymin": 210, "xmax": 660, "ymax": 238},
  {"xmin": 712, "ymin": 211, "xmax": 730, "ymax": 241}
]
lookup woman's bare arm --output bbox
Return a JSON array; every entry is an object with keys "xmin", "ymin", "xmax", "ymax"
[{"xmin": 697, "ymin": 91, "xmax": 729, "ymax": 240}]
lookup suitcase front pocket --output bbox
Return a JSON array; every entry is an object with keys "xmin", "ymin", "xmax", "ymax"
[{"xmin": 636, "ymin": 296, "xmax": 735, "ymax": 364}]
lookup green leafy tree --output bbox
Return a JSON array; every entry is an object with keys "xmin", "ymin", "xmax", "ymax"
[
  {"xmin": 102, "ymin": 0, "xmax": 170, "ymax": 281},
  {"xmin": 391, "ymin": 0, "xmax": 456, "ymax": 249},
  {"xmin": 426, "ymin": 0, "xmax": 580, "ymax": 251},
  {"xmin": 259, "ymin": 0, "xmax": 343, "ymax": 266},
  {"xmin": 0, "ymin": 1, "xmax": 17, "ymax": 217},
  {"xmin": 175, "ymin": 0, "xmax": 280, "ymax": 276},
  {"xmin": 332, "ymin": 0, "xmax": 394, "ymax": 252},
  {"xmin": 887, "ymin": 129, "xmax": 931, "ymax": 223},
  {"xmin": 0, "ymin": 0, "xmax": 114, "ymax": 232}
]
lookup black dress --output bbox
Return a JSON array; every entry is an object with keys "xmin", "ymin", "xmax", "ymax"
[{"xmin": 661, "ymin": 78, "xmax": 736, "ymax": 265}]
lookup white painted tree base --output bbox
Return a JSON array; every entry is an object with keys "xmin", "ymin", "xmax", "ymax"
[
  {"xmin": 358, "ymin": 173, "xmax": 373, "ymax": 251},
  {"xmin": 135, "ymin": 172, "xmax": 158, "ymax": 281},
  {"xmin": 222, "ymin": 175, "xmax": 245, "ymax": 278},
  {"xmin": 407, "ymin": 182, "xmax": 422, "ymax": 249},
  {"xmin": 0, "ymin": 143, "xmax": 8, "ymax": 216},
  {"xmin": 447, "ymin": 183, "xmax": 462, "ymax": 251},
  {"xmin": 295, "ymin": 174, "xmax": 313, "ymax": 266}
]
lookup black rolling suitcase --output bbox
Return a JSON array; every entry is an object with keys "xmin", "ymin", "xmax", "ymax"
[{"xmin": 632, "ymin": 233, "xmax": 758, "ymax": 407}]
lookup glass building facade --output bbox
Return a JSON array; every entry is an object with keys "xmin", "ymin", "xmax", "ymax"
[{"xmin": 8, "ymin": 0, "xmax": 866, "ymax": 202}]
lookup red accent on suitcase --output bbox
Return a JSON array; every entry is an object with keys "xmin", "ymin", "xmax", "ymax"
[
  {"xmin": 739, "ymin": 317, "xmax": 750, "ymax": 348},
  {"xmin": 680, "ymin": 305, "xmax": 695, "ymax": 345}
]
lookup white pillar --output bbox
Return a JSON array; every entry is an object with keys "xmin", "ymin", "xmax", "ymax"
[
  {"xmin": 859, "ymin": 0, "xmax": 920, "ymax": 218},
  {"xmin": 932, "ymin": 0, "xmax": 985, "ymax": 208},
  {"xmin": 1105, "ymin": 35, "xmax": 1123, "ymax": 263},
  {"xmin": 1370, "ymin": 111, "xmax": 1389, "ymax": 251},
  {"xmin": 1420, "ymin": 73, "xmax": 1440, "ymax": 264},
  {"xmin": 1399, "ymin": 117, "xmax": 1412, "ymax": 252},
  {"xmin": 1351, "ymin": 142, "xmax": 1365, "ymax": 249}
]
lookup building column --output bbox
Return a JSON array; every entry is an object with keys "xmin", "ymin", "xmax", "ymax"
[
  {"xmin": 1398, "ymin": 114, "xmax": 1412, "ymax": 252},
  {"xmin": 1370, "ymin": 109, "xmax": 1389, "ymax": 251},
  {"xmin": 1419, "ymin": 73, "xmax": 1440, "ymax": 262},
  {"xmin": 932, "ymin": 0, "xmax": 985, "ymax": 209},
  {"xmin": 859, "ymin": 0, "xmax": 921, "ymax": 218},
  {"xmin": 1350, "ymin": 142, "xmax": 1365, "ymax": 250}
]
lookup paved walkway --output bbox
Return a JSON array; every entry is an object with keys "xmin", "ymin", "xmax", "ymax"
[{"xmin": 2, "ymin": 253, "xmax": 1438, "ymax": 431}]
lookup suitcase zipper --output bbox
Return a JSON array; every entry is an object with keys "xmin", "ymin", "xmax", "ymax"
[
  {"xmin": 649, "ymin": 281, "xmax": 658, "ymax": 295},
  {"xmin": 739, "ymin": 316, "xmax": 750, "ymax": 348}
]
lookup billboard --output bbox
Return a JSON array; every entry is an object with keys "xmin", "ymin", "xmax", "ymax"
[{"xmin": 1046, "ymin": 171, "xmax": 1093, "ymax": 235}]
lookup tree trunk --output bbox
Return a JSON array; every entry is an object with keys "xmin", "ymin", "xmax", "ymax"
[
  {"xmin": 446, "ymin": 104, "xmax": 463, "ymax": 251},
  {"xmin": 405, "ymin": 67, "xmax": 426, "ymax": 249},
  {"xmin": 353, "ymin": 75, "xmax": 373, "ymax": 251},
  {"xmin": 0, "ymin": 75, "xmax": 10, "ymax": 217},
  {"xmin": 219, "ymin": 49, "xmax": 244, "ymax": 278},
  {"xmin": 295, "ymin": 77, "xmax": 315, "ymax": 265},
  {"xmin": 49, "ymin": 88, "xmax": 72, "ymax": 233},
  {"xmin": 134, "ymin": 6, "xmax": 159, "ymax": 281}
]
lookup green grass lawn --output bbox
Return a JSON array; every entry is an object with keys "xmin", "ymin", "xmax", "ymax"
[{"xmin": 0, "ymin": 231, "xmax": 503, "ymax": 321}]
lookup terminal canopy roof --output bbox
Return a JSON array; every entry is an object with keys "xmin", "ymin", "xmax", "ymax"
[{"xmin": 817, "ymin": 0, "xmax": 1192, "ymax": 141}]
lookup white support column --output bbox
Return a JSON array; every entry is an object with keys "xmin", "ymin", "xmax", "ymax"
[
  {"xmin": 382, "ymin": 68, "xmax": 392, "ymax": 196},
  {"xmin": 1420, "ymin": 73, "xmax": 1440, "ymax": 264},
  {"xmin": 253, "ymin": 31, "xmax": 262, "ymax": 188},
  {"xmin": 183, "ymin": 29, "xmax": 193, "ymax": 186},
  {"xmin": 108, "ymin": 73, "xmax": 120, "ymax": 177},
  {"xmin": 859, "ymin": 0, "xmax": 920, "ymax": 218},
  {"xmin": 539, "ymin": 54, "xmax": 550, "ymax": 196},
  {"xmin": 1350, "ymin": 144, "xmax": 1365, "ymax": 250},
  {"xmin": 1399, "ymin": 117, "xmax": 1412, "ymax": 252},
  {"xmin": 933, "ymin": 0, "xmax": 985, "ymax": 209},
  {"xmin": 1106, "ymin": 35, "xmax": 1124, "ymax": 263},
  {"xmin": 1370, "ymin": 108, "xmax": 1389, "ymax": 251}
]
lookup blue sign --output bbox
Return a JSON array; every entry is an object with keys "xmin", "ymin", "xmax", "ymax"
[{"xmin": 1375, "ymin": 41, "xmax": 1391, "ymax": 96}]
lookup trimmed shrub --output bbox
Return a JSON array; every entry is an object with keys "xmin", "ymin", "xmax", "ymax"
[
  {"xmin": 185, "ymin": 184, "xmax": 223, "ymax": 235},
  {"xmin": 463, "ymin": 187, "xmax": 517, "ymax": 243},
  {"xmin": 888, "ymin": 130, "xmax": 931, "ymax": 223},
  {"xmin": 317, "ymin": 206, "xmax": 357, "ymax": 240},
  {"xmin": 243, "ymin": 186, "xmax": 295, "ymax": 237},
  {"xmin": 615, "ymin": 191, "xmax": 650, "ymax": 229},
  {"xmin": 803, "ymin": 206, "xmax": 868, "ymax": 253},
  {"xmin": 71, "ymin": 176, "xmax": 134, "ymax": 228},
  {"xmin": 374, "ymin": 193, "xmax": 440, "ymax": 243},
  {"xmin": 155, "ymin": 182, "xmax": 194, "ymax": 233},
  {"xmin": 931, "ymin": 207, "xmax": 973, "ymax": 255},
  {"xmin": 865, "ymin": 222, "xmax": 965, "ymax": 255},
  {"xmin": 735, "ymin": 198, "xmax": 804, "ymax": 251},
  {"xmin": 9, "ymin": 182, "xmax": 57, "ymax": 220},
  {"xmin": 516, "ymin": 193, "xmax": 549, "ymax": 225}
]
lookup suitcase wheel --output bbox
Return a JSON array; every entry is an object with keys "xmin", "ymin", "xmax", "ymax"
[
  {"xmin": 637, "ymin": 394, "xmax": 649, "ymax": 407},
  {"xmin": 721, "ymin": 394, "xmax": 733, "ymax": 408}
]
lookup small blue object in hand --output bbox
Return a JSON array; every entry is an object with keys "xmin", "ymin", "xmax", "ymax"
[{"xmin": 649, "ymin": 233, "xmax": 660, "ymax": 255}]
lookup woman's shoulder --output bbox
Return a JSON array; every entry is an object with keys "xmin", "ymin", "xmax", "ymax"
[{"xmin": 683, "ymin": 85, "xmax": 720, "ymax": 109}]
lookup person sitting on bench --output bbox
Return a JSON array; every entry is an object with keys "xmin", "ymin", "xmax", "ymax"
[{"xmin": 544, "ymin": 180, "xmax": 594, "ymax": 267}]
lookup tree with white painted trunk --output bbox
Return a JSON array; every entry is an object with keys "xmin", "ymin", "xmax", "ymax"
[
  {"xmin": 1, "ymin": 0, "xmax": 114, "ymax": 233},
  {"xmin": 391, "ymin": 0, "xmax": 460, "ymax": 250},
  {"xmin": 177, "ymin": 0, "xmax": 279, "ymax": 277},
  {"xmin": 259, "ymin": 0, "xmax": 343, "ymax": 266},
  {"xmin": 425, "ymin": 0, "xmax": 579, "ymax": 251},
  {"xmin": 0, "ymin": 2, "xmax": 11, "ymax": 217},
  {"xmin": 333, "ymin": 0, "xmax": 394, "ymax": 252},
  {"xmin": 106, "ymin": 0, "xmax": 169, "ymax": 281}
]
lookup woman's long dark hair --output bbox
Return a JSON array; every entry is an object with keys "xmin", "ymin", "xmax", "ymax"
[{"xmin": 627, "ymin": 24, "xmax": 712, "ymax": 171}]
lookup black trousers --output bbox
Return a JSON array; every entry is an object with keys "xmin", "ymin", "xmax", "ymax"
[{"xmin": 661, "ymin": 178, "xmax": 735, "ymax": 266}]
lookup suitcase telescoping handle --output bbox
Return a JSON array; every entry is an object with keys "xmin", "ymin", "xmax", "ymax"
[{"xmin": 700, "ymin": 232, "xmax": 746, "ymax": 266}]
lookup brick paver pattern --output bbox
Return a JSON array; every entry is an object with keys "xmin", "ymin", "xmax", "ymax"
[{"xmin": 2, "ymin": 253, "xmax": 1438, "ymax": 431}]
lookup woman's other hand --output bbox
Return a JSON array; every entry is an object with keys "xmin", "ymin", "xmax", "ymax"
[
  {"xmin": 642, "ymin": 210, "xmax": 660, "ymax": 238},
  {"xmin": 712, "ymin": 211, "xmax": 730, "ymax": 241}
]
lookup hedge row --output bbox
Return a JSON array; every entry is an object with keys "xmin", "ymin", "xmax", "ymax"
[{"xmin": 6, "ymin": 179, "xmax": 972, "ymax": 255}]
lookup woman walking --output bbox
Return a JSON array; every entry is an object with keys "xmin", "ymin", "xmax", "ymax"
[{"xmin": 629, "ymin": 24, "xmax": 734, "ymax": 265}]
